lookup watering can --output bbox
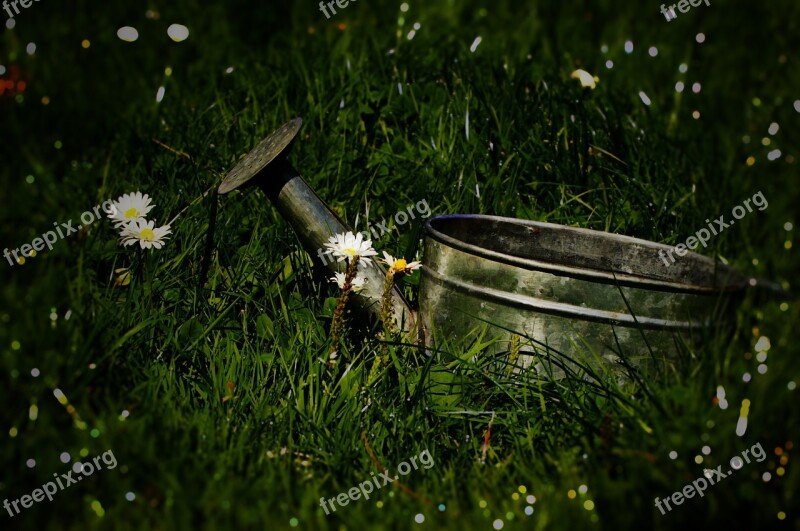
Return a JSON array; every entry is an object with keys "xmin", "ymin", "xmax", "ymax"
[{"xmin": 217, "ymin": 117, "xmax": 761, "ymax": 376}]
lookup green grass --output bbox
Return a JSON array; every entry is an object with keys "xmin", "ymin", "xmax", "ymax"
[{"xmin": 1, "ymin": 0, "xmax": 799, "ymax": 529}]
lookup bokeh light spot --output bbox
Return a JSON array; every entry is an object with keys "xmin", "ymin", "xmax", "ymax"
[{"xmin": 168, "ymin": 24, "xmax": 190, "ymax": 42}]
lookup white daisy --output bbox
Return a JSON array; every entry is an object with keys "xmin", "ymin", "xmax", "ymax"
[
  {"xmin": 330, "ymin": 272, "xmax": 367, "ymax": 292},
  {"xmin": 381, "ymin": 251, "xmax": 422, "ymax": 275},
  {"xmin": 119, "ymin": 219, "xmax": 172, "ymax": 250},
  {"xmin": 323, "ymin": 231, "xmax": 378, "ymax": 264},
  {"xmin": 108, "ymin": 192, "xmax": 156, "ymax": 227}
]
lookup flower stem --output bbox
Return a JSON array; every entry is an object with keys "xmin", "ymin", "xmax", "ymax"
[
  {"xmin": 378, "ymin": 269, "xmax": 398, "ymax": 361},
  {"xmin": 329, "ymin": 257, "xmax": 361, "ymax": 358},
  {"xmin": 379, "ymin": 270, "xmax": 397, "ymax": 338},
  {"xmin": 367, "ymin": 353, "xmax": 385, "ymax": 385}
]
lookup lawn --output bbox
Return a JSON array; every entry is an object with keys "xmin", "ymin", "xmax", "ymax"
[{"xmin": 1, "ymin": 0, "xmax": 799, "ymax": 529}]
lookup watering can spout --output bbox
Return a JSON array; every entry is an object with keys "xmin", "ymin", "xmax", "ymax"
[{"xmin": 218, "ymin": 117, "xmax": 416, "ymax": 332}]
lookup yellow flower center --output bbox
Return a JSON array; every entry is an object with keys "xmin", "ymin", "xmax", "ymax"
[
  {"xmin": 344, "ymin": 248, "xmax": 357, "ymax": 257},
  {"xmin": 125, "ymin": 208, "xmax": 140, "ymax": 219},
  {"xmin": 140, "ymin": 228, "xmax": 155, "ymax": 241},
  {"xmin": 393, "ymin": 258, "xmax": 407, "ymax": 271}
]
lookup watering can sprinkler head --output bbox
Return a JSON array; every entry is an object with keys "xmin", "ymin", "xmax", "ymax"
[
  {"xmin": 217, "ymin": 117, "xmax": 417, "ymax": 333},
  {"xmin": 218, "ymin": 117, "xmax": 303, "ymax": 196}
]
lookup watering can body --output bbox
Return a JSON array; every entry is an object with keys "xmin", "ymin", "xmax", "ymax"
[
  {"xmin": 419, "ymin": 215, "xmax": 750, "ymax": 377},
  {"xmin": 218, "ymin": 118, "xmax": 751, "ymax": 378}
]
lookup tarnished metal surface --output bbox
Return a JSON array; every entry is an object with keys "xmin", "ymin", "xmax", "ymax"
[
  {"xmin": 419, "ymin": 215, "xmax": 750, "ymax": 377},
  {"xmin": 218, "ymin": 118, "xmax": 416, "ymax": 332}
]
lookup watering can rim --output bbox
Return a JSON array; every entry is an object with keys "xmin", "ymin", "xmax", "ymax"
[{"xmin": 423, "ymin": 214, "xmax": 752, "ymax": 294}]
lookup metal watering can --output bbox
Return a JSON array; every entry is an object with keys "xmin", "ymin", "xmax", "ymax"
[{"xmin": 218, "ymin": 117, "xmax": 755, "ymax": 377}]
